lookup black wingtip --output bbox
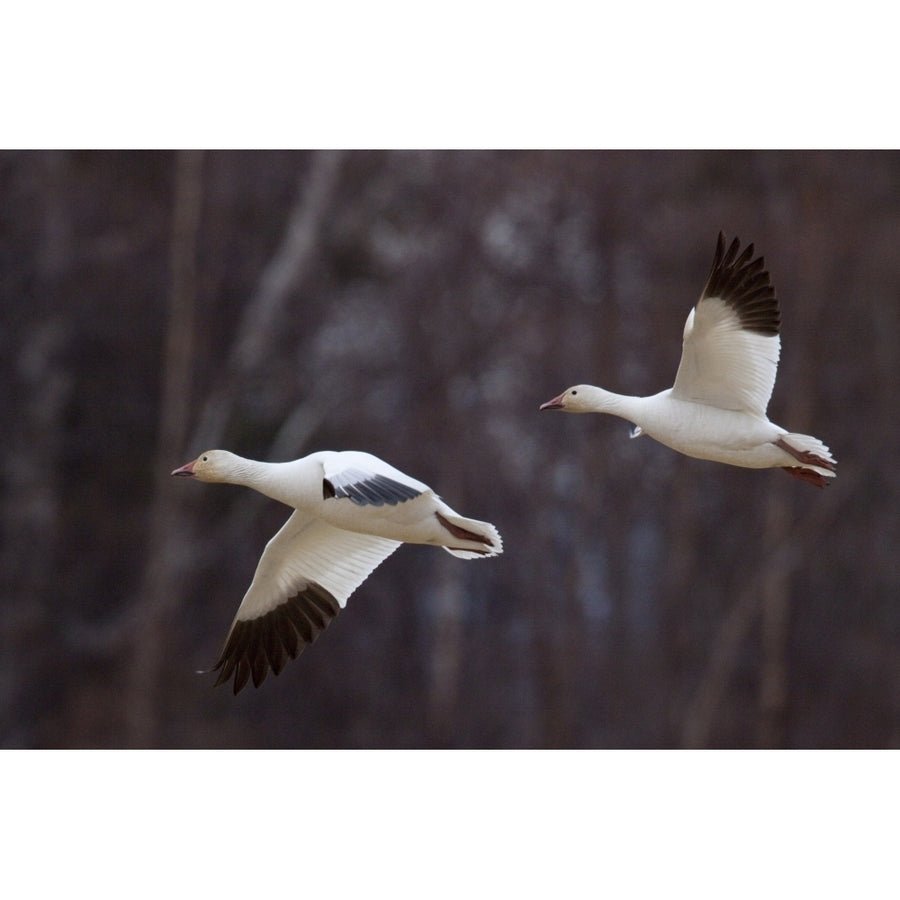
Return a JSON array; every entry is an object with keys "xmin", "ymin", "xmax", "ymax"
[
  {"xmin": 701, "ymin": 232, "xmax": 779, "ymax": 336},
  {"xmin": 209, "ymin": 584, "xmax": 342, "ymax": 695}
]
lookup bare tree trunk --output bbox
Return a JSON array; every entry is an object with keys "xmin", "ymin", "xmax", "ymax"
[
  {"xmin": 757, "ymin": 489, "xmax": 792, "ymax": 747},
  {"xmin": 0, "ymin": 152, "xmax": 73, "ymax": 746},
  {"xmin": 426, "ymin": 555, "xmax": 465, "ymax": 747},
  {"xmin": 0, "ymin": 319, "xmax": 71, "ymax": 746},
  {"xmin": 658, "ymin": 471, "xmax": 700, "ymax": 741},
  {"xmin": 424, "ymin": 376, "xmax": 467, "ymax": 747},
  {"xmin": 124, "ymin": 150, "xmax": 204, "ymax": 747},
  {"xmin": 755, "ymin": 194, "xmax": 827, "ymax": 748}
]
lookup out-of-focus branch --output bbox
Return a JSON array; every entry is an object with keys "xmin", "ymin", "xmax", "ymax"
[
  {"xmin": 680, "ymin": 534, "xmax": 805, "ymax": 749},
  {"xmin": 679, "ymin": 579, "xmax": 761, "ymax": 749},
  {"xmin": 190, "ymin": 149, "xmax": 345, "ymax": 452}
]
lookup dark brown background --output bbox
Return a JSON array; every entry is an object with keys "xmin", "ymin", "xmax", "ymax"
[{"xmin": 2, "ymin": 149, "xmax": 896, "ymax": 748}]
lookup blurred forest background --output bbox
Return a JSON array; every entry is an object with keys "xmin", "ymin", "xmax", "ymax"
[{"xmin": 1, "ymin": 149, "xmax": 897, "ymax": 749}]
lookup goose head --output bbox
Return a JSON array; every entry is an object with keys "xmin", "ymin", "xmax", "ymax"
[
  {"xmin": 171, "ymin": 449, "xmax": 237, "ymax": 482},
  {"xmin": 540, "ymin": 385, "xmax": 595, "ymax": 413}
]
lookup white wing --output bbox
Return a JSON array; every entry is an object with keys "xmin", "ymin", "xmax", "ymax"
[
  {"xmin": 671, "ymin": 233, "xmax": 781, "ymax": 418},
  {"xmin": 211, "ymin": 509, "xmax": 401, "ymax": 693},
  {"xmin": 322, "ymin": 451, "xmax": 430, "ymax": 506}
]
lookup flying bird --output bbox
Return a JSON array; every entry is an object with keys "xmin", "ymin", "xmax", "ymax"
[
  {"xmin": 172, "ymin": 449, "xmax": 502, "ymax": 693},
  {"xmin": 540, "ymin": 232, "xmax": 836, "ymax": 487}
]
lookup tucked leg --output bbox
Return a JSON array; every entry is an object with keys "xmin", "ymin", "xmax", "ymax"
[
  {"xmin": 775, "ymin": 437, "xmax": 836, "ymax": 472},
  {"xmin": 781, "ymin": 466, "xmax": 828, "ymax": 488},
  {"xmin": 435, "ymin": 512, "xmax": 492, "ymax": 547}
]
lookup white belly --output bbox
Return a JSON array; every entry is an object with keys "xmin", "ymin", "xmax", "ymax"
[{"xmin": 636, "ymin": 397, "xmax": 785, "ymax": 469}]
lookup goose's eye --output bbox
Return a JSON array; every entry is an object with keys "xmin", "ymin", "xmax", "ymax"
[
  {"xmin": 571, "ymin": 390, "xmax": 578, "ymax": 396},
  {"xmin": 202, "ymin": 455, "xmax": 208, "ymax": 462}
]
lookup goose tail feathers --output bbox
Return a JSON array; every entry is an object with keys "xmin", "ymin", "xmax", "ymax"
[
  {"xmin": 777, "ymin": 434, "xmax": 837, "ymax": 486},
  {"xmin": 435, "ymin": 512, "xmax": 504, "ymax": 559}
]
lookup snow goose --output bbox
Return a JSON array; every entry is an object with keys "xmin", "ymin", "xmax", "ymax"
[
  {"xmin": 172, "ymin": 449, "xmax": 502, "ymax": 693},
  {"xmin": 540, "ymin": 233, "xmax": 836, "ymax": 486}
]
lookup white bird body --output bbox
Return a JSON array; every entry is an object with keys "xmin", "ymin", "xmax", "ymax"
[
  {"xmin": 172, "ymin": 449, "xmax": 502, "ymax": 693},
  {"xmin": 569, "ymin": 385, "xmax": 831, "ymax": 471},
  {"xmin": 541, "ymin": 234, "xmax": 837, "ymax": 487},
  {"xmin": 209, "ymin": 450, "xmax": 483, "ymax": 550}
]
